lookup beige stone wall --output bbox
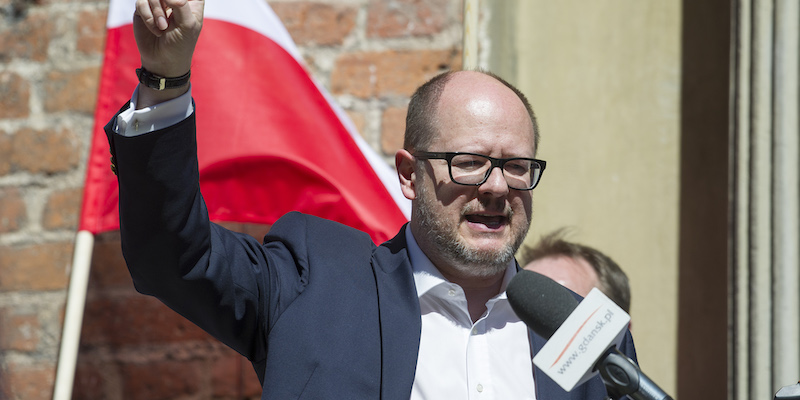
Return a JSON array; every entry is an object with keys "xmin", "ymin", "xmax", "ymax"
[{"xmin": 493, "ymin": 1, "xmax": 682, "ymax": 394}]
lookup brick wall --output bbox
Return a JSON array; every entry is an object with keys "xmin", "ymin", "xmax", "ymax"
[{"xmin": 0, "ymin": 0, "xmax": 482, "ymax": 398}]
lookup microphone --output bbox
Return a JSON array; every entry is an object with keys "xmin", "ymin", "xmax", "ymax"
[
  {"xmin": 775, "ymin": 381, "xmax": 800, "ymax": 400},
  {"xmin": 507, "ymin": 270, "xmax": 673, "ymax": 400}
]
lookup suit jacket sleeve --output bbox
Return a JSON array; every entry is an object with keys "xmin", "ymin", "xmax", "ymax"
[{"xmin": 105, "ymin": 106, "xmax": 303, "ymax": 364}]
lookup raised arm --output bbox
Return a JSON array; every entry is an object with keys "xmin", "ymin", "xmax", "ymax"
[
  {"xmin": 132, "ymin": 0, "xmax": 204, "ymax": 108},
  {"xmin": 110, "ymin": 0, "xmax": 278, "ymax": 361}
]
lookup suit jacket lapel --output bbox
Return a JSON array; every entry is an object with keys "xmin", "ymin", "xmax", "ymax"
[{"xmin": 371, "ymin": 224, "xmax": 421, "ymax": 400}]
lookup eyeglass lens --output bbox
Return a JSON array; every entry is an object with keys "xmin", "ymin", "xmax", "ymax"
[{"xmin": 449, "ymin": 154, "xmax": 541, "ymax": 189}]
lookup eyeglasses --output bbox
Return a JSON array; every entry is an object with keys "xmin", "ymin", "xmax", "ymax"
[{"xmin": 413, "ymin": 151, "xmax": 547, "ymax": 190}]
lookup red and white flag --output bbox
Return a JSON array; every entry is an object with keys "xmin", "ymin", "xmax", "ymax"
[{"xmin": 80, "ymin": 0, "xmax": 410, "ymax": 243}]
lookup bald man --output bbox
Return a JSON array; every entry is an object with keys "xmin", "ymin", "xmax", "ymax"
[{"xmin": 106, "ymin": 1, "xmax": 638, "ymax": 398}]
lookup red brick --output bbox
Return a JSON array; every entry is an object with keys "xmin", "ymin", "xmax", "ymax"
[
  {"xmin": 0, "ymin": 11, "xmax": 53, "ymax": 62},
  {"xmin": 381, "ymin": 106, "xmax": 407, "ymax": 155},
  {"xmin": 243, "ymin": 361, "xmax": 263, "ymax": 396},
  {"xmin": 215, "ymin": 221, "xmax": 244, "ymax": 234},
  {"xmin": 0, "ymin": 72, "xmax": 31, "ymax": 119},
  {"xmin": 302, "ymin": 53, "xmax": 318, "ymax": 73},
  {"xmin": 4, "ymin": 362, "xmax": 56, "ymax": 400},
  {"xmin": 271, "ymin": 2, "xmax": 356, "ymax": 46},
  {"xmin": 239, "ymin": 223, "xmax": 272, "ymax": 242},
  {"xmin": 10, "ymin": 127, "xmax": 81, "ymax": 174},
  {"xmin": 43, "ymin": 67, "xmax": 101, "ymax": 114},
  {"xmin": 71, "ymin": 361, "xmax": 109, "ymax": 400},
  {"xmin": 0, "ymin": 187, "xmax": 26, "ymax": 234},
  {"xmin": 0, "ymin": 308, "xmax": 40, "ymax": 351},
  {"xmin": 211, "ymin": 350, "xmax": 262, "ymax": 398},
  {"xmin": 0, "ymin": 131, "xmax": 10, "ymax": 175},
  {"xmin": 345, "ymin": 110, "xmax": 367, "ymax": 140},
  {"xmin": 88, "ymin": 236, "xmax": 131, "ymax": 289},
  {"xmin": 331, "ymin": 49, "xmax": 459, "ymax": 98},
  {"xmin": 0, "ymin": 131, "xmax": 9, "ymax": 175},
  {"xmin": 211, "ymin": 354, "xmax": 239, "ymax": 397},
  {"xmin": 77, "ymin": 8, "xmax": 108, "ymax": 55},
  {"xmin": 42, "ymin": 187, "xmax": 82, "ymax": 230},
  {"xmin": 0, "ymin": 369, "xmax": 8, "ymax": 400},
  {"xmin": 121, "ymin": 360, "xmax": 202, "ymax": 400},
  {"xmin": 215, "ymin": 222, "xmax": 271, "ymax": 242},
  {"xmin": 0, "ymin": 242, "xmax": 71, "ymax": 291},
  {"xmin": 80, "ymin": 295, "xmax": 214, "ymax": 347},
  {"xmin": 367, "ymin": 0, "xmax": 450, "ymax": 38}
]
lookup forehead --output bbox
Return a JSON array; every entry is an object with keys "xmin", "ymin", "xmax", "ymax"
[
  {"xmin": 525, "ymin": 256, "xmax": 599, "ymax": 296},
  {"xmin": 430, "ymin": 73, "xmax": 535, "ymax": 154}
]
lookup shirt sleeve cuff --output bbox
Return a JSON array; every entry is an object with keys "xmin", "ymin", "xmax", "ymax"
[{"xmin": 114, "ymin": 85, "xmax": 194, "ymax": 137}]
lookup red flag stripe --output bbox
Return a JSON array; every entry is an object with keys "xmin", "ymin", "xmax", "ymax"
[{"xmin": 80, "ymin": 0, "xmax": 409, "ymax": 243}]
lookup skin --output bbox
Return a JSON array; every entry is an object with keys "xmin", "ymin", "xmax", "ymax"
[
  {"xmin": 396, "ymin": 72, "xmax": 537, "ymax": 322},
  {"xmin": 133, "ymin": 0, "xmax": 205, "ymax": 108},
  {"xmin": 523, "ymin": 255, "xmax": 600, "ymax": 297}
]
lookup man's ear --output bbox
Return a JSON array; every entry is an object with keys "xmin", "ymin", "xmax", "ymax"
[{"xmin": 395, "ymin": 149, "xmax": 417, "ymax": 200}]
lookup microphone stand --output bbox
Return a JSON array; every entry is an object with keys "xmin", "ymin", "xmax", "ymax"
[{"xmin": 595, "ymin": 347, "xmax": 674, "ymax": 400}]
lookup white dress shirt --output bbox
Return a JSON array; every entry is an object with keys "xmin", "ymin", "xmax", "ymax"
[
  {"xmin": 116, "ymin": 86, "xmax": 537, "ymax": 399},
  {"xmin": 115, "ymin": 86, "xmax": 194, "ymax": 137},
  {"xmin": 406, "ymin": 229, "xmax": 536, "ymax": 400}
]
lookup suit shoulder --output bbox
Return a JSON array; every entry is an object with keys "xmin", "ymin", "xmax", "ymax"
[
  {"xmin": 268, "ymin": 212, "xmax": 376, "ymax": 253},
  {"xmin": 278, "ymin": 212, "xmax": 372, "ymax": 236}
]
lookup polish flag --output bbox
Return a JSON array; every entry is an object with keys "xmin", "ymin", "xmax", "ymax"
[{"xmin": 80, "ymin": 0, "xmax": 411, "ymax": 243}]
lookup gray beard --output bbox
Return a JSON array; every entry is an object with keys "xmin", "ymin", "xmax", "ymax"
[{"xmin": 414, "ymin": 183, "xmax": 528, "ymax": 279}]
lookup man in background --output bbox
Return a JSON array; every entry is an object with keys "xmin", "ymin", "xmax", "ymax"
[{"xmin": 520, "ymin": 228, "xmax": 631, "ymax": 313}]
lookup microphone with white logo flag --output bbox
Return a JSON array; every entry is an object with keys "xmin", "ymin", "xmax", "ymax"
[{"xmin": 507, "ymin": 270, "xmax": 674, "ymax": 400}]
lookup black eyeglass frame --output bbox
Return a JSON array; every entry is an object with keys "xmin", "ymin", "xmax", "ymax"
[{"xmin": 412, "ymin": 151, "xmax": 547, "ymax": 190}]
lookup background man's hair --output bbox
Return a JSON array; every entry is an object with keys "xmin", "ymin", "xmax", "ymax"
[
  {"xmin": 519, "ymin": 228, "xmax": 631, "ymax": 312},
  {"xmin": 403, "ymin": 69, "xmax": 540, "ymax": 153}
]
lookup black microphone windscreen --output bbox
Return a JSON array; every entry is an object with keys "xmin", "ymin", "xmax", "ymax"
[{"xmin": 507, "ymin": 270, "xmax": 580, "ymax": 339}]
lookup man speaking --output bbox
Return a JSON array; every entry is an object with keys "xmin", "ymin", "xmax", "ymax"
[{"xmin": 106, "ymin": 0, "xmax": 638, "ymax": 398}]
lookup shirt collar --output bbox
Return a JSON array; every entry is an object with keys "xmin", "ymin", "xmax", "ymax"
[{"xmin": 405, "ymin": 227, "xmax": 517, "ymax": 300}]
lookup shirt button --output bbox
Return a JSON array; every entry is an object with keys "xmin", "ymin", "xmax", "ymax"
[
  {"xmin": 476, "ymin": 384, "xmax": 484, "ymax": 392},
  {"xmin": 448, "ymin": 289, "xmax": 456, "ymax": 296},
  {"xmin": 132, "ymin": 119, "xmax": 140, "ymax": 131},
  {"xmin": 471, "ymin": 328, "xmax": 478, "ymax": 335}
]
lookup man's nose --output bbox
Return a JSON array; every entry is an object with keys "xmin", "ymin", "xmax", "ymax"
[{"xmin": 479, "ymin": 166, "xmax": 510, "ymax": 196}]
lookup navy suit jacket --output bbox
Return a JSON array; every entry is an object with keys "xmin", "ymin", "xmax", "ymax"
[{"xmin": 107, "ymin": 108, "xmax": 636, "ymax": 399}]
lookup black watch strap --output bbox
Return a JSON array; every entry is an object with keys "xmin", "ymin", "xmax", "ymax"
[{"xmin": 135, "ymin": 67, "xmax": 191, "ymax": 91}]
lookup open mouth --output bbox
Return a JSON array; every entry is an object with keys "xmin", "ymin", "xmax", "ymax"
[{"xmin": 464, "ymin": 214, "xmax": 508, "ymax": 230}]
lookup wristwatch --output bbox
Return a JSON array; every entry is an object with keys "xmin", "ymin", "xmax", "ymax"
[{"xmin": 135, "ymin": 67, "xmax": 191, "ymax": 91}]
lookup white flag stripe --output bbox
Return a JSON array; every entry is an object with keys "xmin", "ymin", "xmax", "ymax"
[
  {"xmin": 107, "ymin": 1, "xmax": 301, "ymax": 62},
  {"xmin": 105, "ymin": 0, "xmax": 133, "ymax": 29}
]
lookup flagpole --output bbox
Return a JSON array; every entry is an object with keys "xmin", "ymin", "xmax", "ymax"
[
  {"xmin": 52, "ymin": 230, "xmax": 95, "ymax": 400},
  {"xmin": 462, "ymin": 0, "xmax": 479, "ymax": 70}
]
